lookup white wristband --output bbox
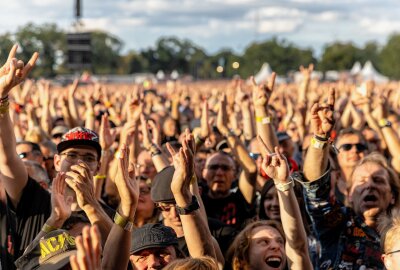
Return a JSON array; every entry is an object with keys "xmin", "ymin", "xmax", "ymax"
[{"xmin": 275, "ymin": 179, "xmax": 294, "ymax": 192}]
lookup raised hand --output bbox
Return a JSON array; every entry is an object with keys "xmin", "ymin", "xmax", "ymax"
[
  {"xmin": 251, "ymin": 72, "xmax": 276, "ymax": 108},
  {"xmin": 68, "ymin": 79, "xmax": 79, "ymax": 96},
  {"xmin": 70, "ymin": 225, "xmax": 102, "ymax": 270},
  {"xmin": 115, "ymin": 143, "xmax": 138, "ymax": 220},
  {"xmin": 200, "ymin": 100, "xmax": 211, "ymax": 139},
  {"xmin": 0, "ymin": 44, "xmax": 39, "ymax": 97},
  {"xmin": 140, "ymin": 113, "xmax": 153, "ymax": 150},
  {"xmin": 48, "ymin": 172, "xmax": 73, "ymax": 228},
  {"xmin": 299, "ymin": 63, "xmax": 314, "ymax": 80},
  {"xmin": 258, "ymin": 135, "xmax": 289, "ymax": 184},
  {"xmin": 216, "ymin": 93, "xmax": 229, "ymax": 136},
  {"xmin": 166, "ymin": 129, "xmax": 195, "ymax": 201},
  {"xmin": 99, "ymin": 114, "xmax": 117, "ymax": 151},
  {"xmin": 310, "ymin": 88, "xmax": 335, "ymax": 137}
]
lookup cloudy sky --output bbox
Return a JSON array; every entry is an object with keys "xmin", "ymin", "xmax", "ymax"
[{"xmin": 2, "ymin": 0, "xmax": 400, "ymax": 56}]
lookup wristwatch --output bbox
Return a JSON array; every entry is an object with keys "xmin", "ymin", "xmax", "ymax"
[{"xmin": 175, "ymin": 196, "xmax": 200, "ymax": 215}]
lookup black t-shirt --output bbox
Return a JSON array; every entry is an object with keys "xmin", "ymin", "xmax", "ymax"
[
  {"xmin": 202, "ymin": 187, "xmax": 255, "ymax": 230},
  {"xmin": 1, "ymin": 177, "xmax": 115, "ymax": 270},
  {"xmin": 1, "ymin": 177, "xmax": 51, "ymax": 270}
]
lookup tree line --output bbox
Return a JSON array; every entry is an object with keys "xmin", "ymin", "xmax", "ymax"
[{"xmin": 1, "ymin": 23, "xmax": 400, "ymax": 79}]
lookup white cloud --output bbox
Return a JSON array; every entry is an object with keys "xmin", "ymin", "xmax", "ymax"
[
  {"xmin": 312, "ymin": 11, "xmax": 340, "ymax": 22},
  {"xmin": 259, "ymin": 19, "xmax": 303, "ymax": 33},
  {"xmin": 360, "ymin": 18, "xmax": 400, "ymax": 35}
]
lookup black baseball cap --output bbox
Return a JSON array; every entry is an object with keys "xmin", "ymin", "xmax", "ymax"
[{"xmin": 130, "ymin": 223, "xmax": 178, "ymax": 254}]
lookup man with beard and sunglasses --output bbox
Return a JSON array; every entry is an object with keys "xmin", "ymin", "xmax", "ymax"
[{"xmin": 298, "ymin": 88, "xmax": 400, "ymax": 270}]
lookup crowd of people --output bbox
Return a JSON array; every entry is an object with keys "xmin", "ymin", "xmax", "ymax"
[{"xmin": 1, "ymin": 43, "xmax": 400, "ymax": 270}]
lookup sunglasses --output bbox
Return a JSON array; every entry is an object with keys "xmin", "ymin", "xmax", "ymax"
[
  {"xmin": 249, "ymin": 152, "xmax": 261, "ymax": 160},
  {"xmin": 18, "ymin": 152, "xmax": 29, "ymax": 159},
  {"xmin": 207, "ymin": 164, "xmax": 232, "ymax": 171},
  {"xmin": 338, "ymin": 143, "xmax": 367, "ymax": 152},
  {"xmin": 156, "ymin": 203, "xmax": 175, "ymax": 212}
]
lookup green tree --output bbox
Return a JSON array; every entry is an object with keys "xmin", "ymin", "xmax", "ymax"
[
  {"xmin": 0, "ymin": 33, "xmax": 14, "ymax": 64},
  {"xmin": 319, "ymin": 42, "xmax": 362, "ymax": 72},
  {"xmin": 90, "ymin": 31, "xmax": 123, "ymax": 74},
  {"xmin": 379, "ymin": 33, "xmax": 400, "ymax": 79},
  {"xmin": 240, "ymin": 38, "xmax": 315, "ymax": 77},
  {"xmin": 15, "ymin": 23, "xmax": 65, "ymax": 77}
]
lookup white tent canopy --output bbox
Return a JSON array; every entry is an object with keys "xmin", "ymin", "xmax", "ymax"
[
  {"xmin": 350, "ymin": 61, "xmax": 362, "ymax": 75},
  {"xmin": 254, "ymin": 62, "xmax": 272, "ymax": 84},
  {"xmin": 360, "ymin": 61, "xmax": 388, "ymax": 83}
]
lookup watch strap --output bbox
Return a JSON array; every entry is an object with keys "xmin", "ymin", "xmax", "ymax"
[{"xmin": 175, "ymin": 195, "xmax": 200, "ymax": 215}]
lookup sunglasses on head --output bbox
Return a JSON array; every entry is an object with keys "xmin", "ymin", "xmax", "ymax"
[
  {"xmin": 338, "ymin": 143, "xmax": 367, "ymax": 152},
  {"xmin": 207, "ymin": 164, "xmax": 232, "ymax": 171}
]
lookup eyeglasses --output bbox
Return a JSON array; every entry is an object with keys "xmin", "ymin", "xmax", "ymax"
[
  {"xmin": 18, "ymin": 152, "xmax": 29, "ymax": 159},
  {"xmin": 52, "ymin": 133, "xmax": 63, "ymax": 139},
  {"xmin": 156, "ymin": 203, "xmax": 175, "ymax": 212},
  {"xmin": 249, "ymin": 152, "xmax": 261, "ymax": 160},
  {"xmin": 44, "ymin": 156, "xmax": 54, "ymax": 161},
  {"xmin": 207, "ymin": 164, "xmax": 232, "ymax": 171},
  {"xmin": 60, "ymin": 152, "xmax": 98, "ymax": 164},
  {"xmin": 337, "ymin": 143, "xmax": 367, "ymax": 152},
  {"xmin": 139, "ymin": 187, "xmax": 151, "ymax": 196},
  {"xmin": 386, "ymin": 249, "xmax": 400, "ymax": 255}
]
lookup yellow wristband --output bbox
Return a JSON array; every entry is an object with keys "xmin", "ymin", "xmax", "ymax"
[
  {"xmin": 114, "ymin": 211, "xmax": 134, "ymax": 232},
  {"xmin": 311, "ymin": 136, "xmax": 328, "ymax": 149},
  {"xmin": 104, "ymin": 101, "xmax": 112, "ymax": 108},
  {"xmin": 94, "ymin": 175, "xmax": 106, "ymax": 180},
  {"xmin": 256, "ymin": 116, "xmax": 271, "ymax": 124}
]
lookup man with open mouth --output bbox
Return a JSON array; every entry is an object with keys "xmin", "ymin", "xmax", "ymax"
[{"xmin": 299, "ymin": 89, "xmax": 400, "ymax": 270}]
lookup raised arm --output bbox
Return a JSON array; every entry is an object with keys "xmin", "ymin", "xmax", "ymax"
[
  {"xmin": 251, "ymin": 73, "xmax": 279, "ymax": 157},
  {"xmin": 67, "ymin": 78, "xmax": 82, "ymax": 126},
  {"xmin": 217, "ymin": 94, "xmax": 257, "ymax": 204},
  {"xmin": 0, "ymin": 44, "xmax": 38, "ymax": 207},
  {"xmin": 167, "ymin": 131, "xmax": 219, "ymax": 262},
  {"xmin": 303, "ymin": 88, "xmax": 335, "ymax": 181},
  {"xmin": 140, "ymin": 114, "xmax": 170, "ymax": 172},
  {"xmin": 102, "ymin": 144, "xmax": 139, "ymax": 270},
  {"xmin": 259, "ymin": 137, "xmax": 312, "ymax": 270}
]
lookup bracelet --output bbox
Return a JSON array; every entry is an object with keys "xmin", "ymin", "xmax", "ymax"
[
  {"xmin": 0, "ymin": 95, "xmax": 9, "ymax": 103},
  {"xmin": 94, "ymin": 175, "xmax": 106, "ymax": 180},
  {"xmin": 275, "ymin": 179, "xmax": 294, "ymax": 192},
  {"xmin": 104, "ymin": 101, "xmax": 112, "ymax": 108},
  {"xmin": 151, "ymin": 149, "xmax": 162, "ymax": 157},
  {"xmin": 0, "ymin": 100, "xmax": 9, "ymax": 115},
  {"xmin": 314, "ymin": 134, "xmax": 329, "ymax": 142},
  {"xmin": 113, "ymin": 211, "xmax": 134, "ymax": 232},
  {"xmin": 310, "ymin": 136, "xmax": 328, "ymax": 149},
  {"xmin": 195, "ymin": 135, "xmax": 206, "ymax": 144},
  {"xmin": 224, "ymin": 130, "xmax": 236, "ymax": 138},
  {"xmin": 42, "ymin": 223, "xmax": 58, "ymax": 233},
  {"xmin": 378, "ymin": 119, "xmax": 392, "ymax": 128},
  {"xmin": 256, "ymin": 116, "xmax": 272, "ymax": 124}
]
